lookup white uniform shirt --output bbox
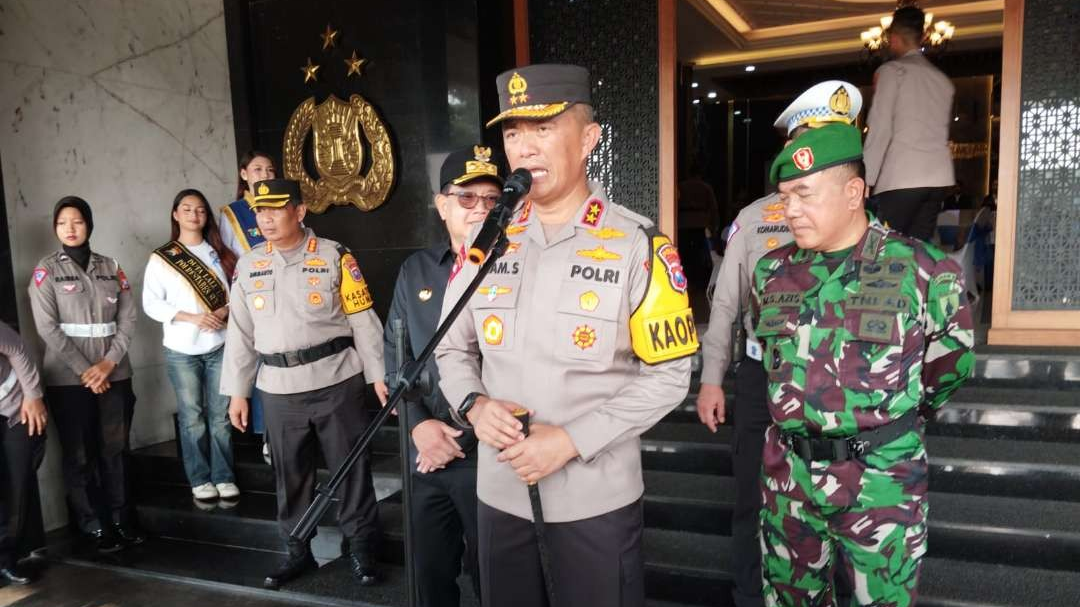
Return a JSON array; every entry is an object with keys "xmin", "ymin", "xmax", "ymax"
[{"xmin": 142, "ymin": 241, "xmax": 229, "ymax": 356}]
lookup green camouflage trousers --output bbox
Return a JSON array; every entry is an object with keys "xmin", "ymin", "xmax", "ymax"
[{"xmin": 759, "ymin": 428, "xmax": 929, "ymax": 607}]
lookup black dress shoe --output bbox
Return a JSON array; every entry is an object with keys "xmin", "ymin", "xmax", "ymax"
[
  {"xmin": 263, "ymin": 546, "xmax": 316, "ymax": 590},
  {"xmin": 113, "ymin": 524, "xmax": 145, "ymax": 546},
  {"xmin": 0, "ymin": 567, "xmax": 31, "ymax": 585},
  {"xmin": 88, "ymin": 529, "xmax": 123, "ymax": 553},
  {"xmin": 348, "ymin": 550, "xmax": 379, "ymax": 586}
]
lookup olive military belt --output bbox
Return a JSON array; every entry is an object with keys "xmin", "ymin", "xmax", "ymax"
[
  {"xmin": 60, "ymin": 322, "xmax": 117, "ymax": 338},
  {"xmin": 258, "ymin": 335, "xmax": 354, "ymax": 368},
  {"xmin": 779, "ymin": 409, "xmax": 920, "ymax": 463}
]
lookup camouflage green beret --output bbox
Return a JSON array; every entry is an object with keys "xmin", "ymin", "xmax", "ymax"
[{"xmin": 770, "ymin": 122, "xmax": 863, "ymax": 184}]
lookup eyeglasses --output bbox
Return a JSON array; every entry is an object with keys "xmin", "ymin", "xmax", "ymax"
[{"xmin": 447, "ymin": 191, "xmax": 499, "ymax": 210}]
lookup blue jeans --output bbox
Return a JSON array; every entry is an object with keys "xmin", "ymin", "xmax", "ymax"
[{"xmin": 165, "ymin": 346, "xmax": 235, "ymax": 486}]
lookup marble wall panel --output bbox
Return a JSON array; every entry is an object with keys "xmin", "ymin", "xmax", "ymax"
[{"xmin": 0, "ymin": 0, "xmax": 235, "ymax": 530}]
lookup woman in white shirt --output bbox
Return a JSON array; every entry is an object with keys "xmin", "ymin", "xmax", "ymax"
[{"xmin": 143, "ymin": 189, "xmax": 239, "ymax": 501}]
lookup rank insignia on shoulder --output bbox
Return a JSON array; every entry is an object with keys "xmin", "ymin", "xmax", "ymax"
[
  {"xmin": 418, "ymin": 288, "xmax": 433, "ymax": 302},
  {"xmin": 306, "ymin": 238, "xmax": 318, "ymax": 253},
  {"xmin": 265, "ymin": 242, "xmax": 274, "ymax": 254},
  {"xmin": 587, "ymin": 227, "xmax": 626, "ymax": 240},
  {"xmin": 572, "ymin": 325, "xmax": 597, "ymax": 350},
  {"xmin": 581, "ymin": 199, "xmax": 604, "ymax": 227},
  {"xmin": 579, "ymin": 291, "xmax": 599, "ymax": 312},
  {"xmin": 516, "ymin": 201, "xmax": 532, "ymax": 224},
  {"xmin": 576, "ymin": 246, "xmax": 622, "ymax": 262},
  {"xmin": 506, "ymin": 225, "xmax": 527, "ymax": 236},
  {"xmin": 33, "ymin": 268, "xmax": 48, "ymax": 287},
  {"xmin": 482, "ymin": 315, "xmax": 504, "ymax": 346},
  {"xmin": 305, "ymin": 257, "xmax": 327, "ymax": 267}
]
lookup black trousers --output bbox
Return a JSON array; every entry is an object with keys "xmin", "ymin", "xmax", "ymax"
[
  {"xmin": 0, "ymin": 417, "xmax": 46, "ymax": 567},
  {"xmin": 731, "ymin": 360, "xmax": 771, "ymax": 607},
  {"xmin": 870, "ymin": 187, "xmax": 949, "ymax": 242},
  {"xmin": 478, "ymin": 499, "xmax": 645, "ymax": 607},
  {"xmin": 260, "ymin": 374, "xmax": 379, "ymax": 544},
  {"xmin": 46, "ymin": 379, "xmax": 134, "ymax": 533},
  {"xmin": 410, "ymin": 464, "xmax": 481, "ymax": 607}
]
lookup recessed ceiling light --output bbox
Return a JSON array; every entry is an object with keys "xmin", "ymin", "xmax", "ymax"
[
  {"xmin": 734, "ymin": 110, "xmax": 742, "ymax": 116},
  {"xmin": 692, "ymin": 82, "xmax": 699, "ymax": 88},
  {"xmin": 692, "ymin": 99, "xmax": 701, "ymax": 105},
  {"xmin": 745, "ymin": 65, "xmax": 756, "ymax": 72},
  {"xmin": 707, "ymin": 91, "xmax": 717, "ymax": 99}
]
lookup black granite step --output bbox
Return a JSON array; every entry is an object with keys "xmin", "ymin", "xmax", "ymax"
[{"xmin": 966, "ymin": 349, "xmax": 1080, "ymax": 390}]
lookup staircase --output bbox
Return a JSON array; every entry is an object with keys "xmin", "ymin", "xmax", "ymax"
[{"xmin": 47, "ymin": 347, "xmax": 1080, "ymax": 606}]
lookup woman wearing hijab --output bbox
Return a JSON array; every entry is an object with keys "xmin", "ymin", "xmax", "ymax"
[
  {"xmin": 27, "ymin": 196, "xmax": 142, "ymax": 552},
  {"xmin": 143, "ymin": 189, "xmax": 239, "ymax": 501}
]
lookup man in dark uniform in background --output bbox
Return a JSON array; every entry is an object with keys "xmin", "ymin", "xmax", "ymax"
[
  {"xmin": 383, "ymin": 145, "xmax": 504, "ymax": 607},
  {"xmin": 220, "ymin": 179, "xmax": 387, "ymax": 590}
]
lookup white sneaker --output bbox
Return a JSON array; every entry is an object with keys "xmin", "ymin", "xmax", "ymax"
[
  {"xmin": 192, "ymin": 483, "xmax": 219, "ymax": 500},
  {"xmin": 216, "ymin": 483, "xmax": 240, "ymax": 499},
  {"xmin": 262, "ymin": 441, "xmax": 272, "ymax": 466}
]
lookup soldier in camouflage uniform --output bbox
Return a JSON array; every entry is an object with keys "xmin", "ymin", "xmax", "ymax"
[{"xmin": 751, "ymin": 123, "xmax": 974, "ymax": 606}]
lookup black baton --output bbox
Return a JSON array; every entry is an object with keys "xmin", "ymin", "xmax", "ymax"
[{"xmin": 513, "ymin": 408, "xmax": 557, "ymax": 606}]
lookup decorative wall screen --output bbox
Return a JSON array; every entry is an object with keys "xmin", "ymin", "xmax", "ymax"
[
  {"xmin": 528, "ymin": 0, "xmax": 659, "ymax": 221},
  {"xmin": 1012, "ymin": 0, "xmax": 1080, "ymax": 310}
]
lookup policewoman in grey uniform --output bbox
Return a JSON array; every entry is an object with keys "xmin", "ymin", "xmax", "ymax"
[
  {"xmin": 27, "ymin": 197, "xmax": 142, "ymax": 553},
  {"xmin": 220, "ymin": 179, "xmax": 387, "ymax": 590}
]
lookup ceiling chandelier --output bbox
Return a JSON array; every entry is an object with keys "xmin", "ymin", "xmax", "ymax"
[{"xmin": 860, "ymin": 1, "xmax": 955, "ymax": 56}]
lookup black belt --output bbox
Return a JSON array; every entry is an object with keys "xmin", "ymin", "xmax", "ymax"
[
  {"xmin": 258, "ymin": 336, "xmax": 354, "ymax": 368},
  {"xmin": 780, "ymin": 410, "xmax": 920, "ymax": 463}
]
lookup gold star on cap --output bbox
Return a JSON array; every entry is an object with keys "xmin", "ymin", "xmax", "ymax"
[
  {"xmin": 344, "ymin": 51, "xmax": 368, "ymax": 78},
  {"xmin": 300, "ymin": 57, "xmax": 320, "ymax": 83},
  {"xmin": 320, "ymin": 24, "xmax": 339, "ymax": 50}
]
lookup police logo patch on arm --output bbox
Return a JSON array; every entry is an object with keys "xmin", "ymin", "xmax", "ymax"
[
  {"xmin": 339, "ymin": 252, "xmax": 373, "ymax": 314},
  {"xmin": 629, "ymin": 229, "xmax": 700, "ymax": 364}
]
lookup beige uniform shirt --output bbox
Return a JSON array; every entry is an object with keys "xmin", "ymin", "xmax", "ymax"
[
  {"xmin": 220, "ymin": 229, "xmax": 385, "ymax": 397},
  {"xmin": 27, "ymin": 252, "xmax": 136, "ymax": 387},
  {"xmin": 700, "ymin": 194, "xmax": 793, "ymax": 386},
  {"xmin": 436, "ymin": 182, "xmax": 691, "ymax": 523},
  {"xmin": 864, "ymin": 50, "xmax": 956, "ymax": 194}
]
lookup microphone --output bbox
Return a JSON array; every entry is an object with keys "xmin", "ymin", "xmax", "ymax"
[{"xmin": 467, "ymin": 168, "xmax": 532, "ymax": 265}]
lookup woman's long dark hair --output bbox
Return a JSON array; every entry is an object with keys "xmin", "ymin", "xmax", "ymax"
[
  {"xmin": 235, "ymin": 150, "xmax": 275, "ymax": 200},
  {"xmin": 171, "ymin": 189, "xmax": 238, "ymax": 284}
]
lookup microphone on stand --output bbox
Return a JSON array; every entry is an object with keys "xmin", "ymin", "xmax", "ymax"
[{"xmin": 467, "ymin": 168, "xmax": 532, "ymax": 265}]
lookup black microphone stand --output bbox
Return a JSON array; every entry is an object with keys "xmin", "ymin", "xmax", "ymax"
[
  {"xmin": 390, "ymin": 318, "xmax": 417, "ymax": 607},
  {"xmin": 287, "ymin": 233, "xmax": 512, "ymax": 581}
]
